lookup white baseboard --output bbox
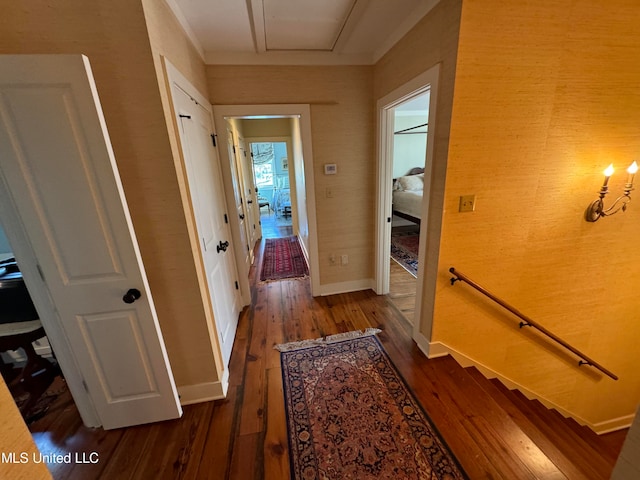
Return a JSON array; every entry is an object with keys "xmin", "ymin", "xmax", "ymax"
[
  {"xmin": 427, "ymin": 341, "xmax": 634, "ymax": 434},
  {"xmin": 177, "ymin": 368, "xmax": 229, "ymax": 406},
  {"xmin": 297, "ymin": 234, "xmax": 310, "ymax": 265},
  {"xmin": 318, "ymin": 278, "xmax": 375, "ymax": 296}
]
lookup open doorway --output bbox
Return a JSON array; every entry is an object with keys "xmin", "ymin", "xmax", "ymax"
[
  {"xmin": 387, "ymin": 93, "xmax": 430, "ymax": 325},
  {"xmin": 375, "ymin": 65, "xmax": 440, "ymax": 342},
  {"xmin": 249, "ymin": 140, "xmax": 294, "ymax": 239},
  {"xmin": 0, "ymin": 221, "xmax": 64, "ymax": 427},
  {"xmin": 213, "ymin": 106, "xmax": 321, "ymax": 297}
]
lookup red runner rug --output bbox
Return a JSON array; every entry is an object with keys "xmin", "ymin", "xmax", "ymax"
[
  {"xmin": 277, "ymin": 330, "xmax": 468, "ymax": 479},
  {"xmin": 260, "ymin": 236, "xmax": 309, "ymax": 281}
]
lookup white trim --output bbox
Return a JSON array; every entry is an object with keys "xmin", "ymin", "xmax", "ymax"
[
  {"xmin": 163, "ymin": 0, "xmax": 206, "ymax": 61},
  {"xmin": 375, "ymin": 64, "xmax": 441, "ymax": 346},
  {"xmin": 213, "ymin": 104, "xmax": 321, "ymax": 297},
  {"xmin": 318, "ymin": 279, "xmax": 375, "ymax": 296},
  {"xmin": 178, "ymin": 368, "xmax": 229, "ymax": 406},
  {"xmin": 297, "ymin": 233, "xmax": 310, "ymax": 266},
  {"xmin": 428, "ymin": 341, "xmax": 634, "ymax": 434},
  {"xmin": 204, "ymin": 50, "xmax": 372, "ymax": 66},
  {"xmin": 0, "ymin": 174, "xmax": 101, "ymax": 427}
]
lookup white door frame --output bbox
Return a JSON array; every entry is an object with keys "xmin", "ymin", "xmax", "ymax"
[
  {"xmin": 246, "ymin": 137, "xmax": 297, "ymax": 234},
  {"xmin": 0, "ymin": 179, "xmax": 101, "ymax": 427},
  {"xmin": 375, "ymin": 64, "xmax": 440, "ymax": 341},
  {"xmin": 213, "ymin": 105, "xmax": 320, "ymax": 297}
]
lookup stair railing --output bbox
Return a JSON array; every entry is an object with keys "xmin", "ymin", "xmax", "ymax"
[{"xmin": 449, "ymin": 267, "xmax": 618, "ymax": 381}]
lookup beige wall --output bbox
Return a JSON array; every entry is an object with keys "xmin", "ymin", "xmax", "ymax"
[
  {"xmin": 291, "ymin": 117, "xmax": 311, "ymax": 253},
  {"xmin": 0, "ymin": 1, "xmax": 219, "ymax": 389},
  {"xmin": 141, "ymin": 0, "xmax": 223, "ymax": 384},
  {"xmin": 207, "ymin": 66, "xmax": 374, "ymax": 285},
  {"xmin": 242, "ymin": 118, "xmax": 292, "ymax": 138},
  {"xmin": 373, "ymin": 0, "xmax": 463, "ymax": 336},
  {"xmin": 433, "ymin": 0, "xmax": 640, "ymax": 429}
]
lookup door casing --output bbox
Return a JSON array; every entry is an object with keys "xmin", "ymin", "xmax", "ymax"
[{"xmin": 375, "ymin": 64, "xmax": 441, "ymax": 345}]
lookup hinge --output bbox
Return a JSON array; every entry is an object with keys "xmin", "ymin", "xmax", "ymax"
[
  {"xmin": 36, "ymin": 264, "xmax": 45, "ymax": 282},
  {"xmin": 224, "ymin": 213, "xmax": 228, "ymax": 224},
  {"xmin": 82, "ymin": 379, "xmax": 89, "ymax": 392},
  {"xmin": 246, "ymin": 244, "xmax": 249, "ymax": 252},
  {"xmin": 233, "ymin": 145, "xmax": 236, "ymax": 154},
  {"xmin": 253, "ymin": 224, "xmax": 256, "ymax": 230},
  {"xmin": 387, "ymin": 217, "xmax": 391, "ymax": 223},
  {"xmin": 244, "ymin": 150, "xmax": 247, "ymax": 157},
  {"xmin": 202, "ymin": 237, "xmax": 207, "ymax": 252},
  {"xmin": 235, "ymin": 281, "xmax": 239, "ymax": 290},
  {"xmin": 210, "ymin": 134, "xmax": 217, "ymax": 147}
]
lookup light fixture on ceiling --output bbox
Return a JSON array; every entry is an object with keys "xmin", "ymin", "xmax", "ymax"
[{"xmin": 585, "ymin": 161, "xmax": 638, "ymax": 221}]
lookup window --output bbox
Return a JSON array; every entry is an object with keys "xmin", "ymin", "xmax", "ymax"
[{"xmin": 252, "ymin": 143, "xmax": 275, "ymax": 187}]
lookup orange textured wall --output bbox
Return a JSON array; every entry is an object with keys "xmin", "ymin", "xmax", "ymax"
[{"xmin": 434, "ymin": 0, "xmax": 640, "ymax": 430}]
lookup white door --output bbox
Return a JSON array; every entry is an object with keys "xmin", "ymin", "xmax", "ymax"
[
  {"xmin": 174, "ymin": 88, "xmax": 241, "ymax": 367},
  {"xmin": 226, "ymin": 129, "xmax": 252, "ymax": 274},
  {"xmin": 0, "ymin": 54, "xmax": 181, "ymax": 429},
  {"xmin": 238, "ymin": 136, "xmax": 260, "ymax": 250}
]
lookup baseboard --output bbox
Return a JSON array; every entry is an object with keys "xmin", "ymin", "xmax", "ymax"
[
  {"xmin": 318, "ymin": 278, "xmax": 375, "ymax": 296},
  {"xmin": 427, "ymin": 341, "xmax": 634, "ymax": 434},
  {"xmin": 177, "ymin": 368, "xmax": 229, "ymax": 406},
  {"xmin": 297, "ymin": 234, "xmax": 310, "ymax": 265}
]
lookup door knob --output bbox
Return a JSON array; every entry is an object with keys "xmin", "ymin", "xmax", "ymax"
[
  {"xmin": 239, "ymin": 214, "xmax": 245, "ymax": 220},
  {"xmin": 247, "ymin": 200, "xmax": 253, "ymax": 204},
  {"xmin": 217, "ymin": 240, "xmax": 229, "ymax": 253},
  {"xmin": 123, "ymin": 288, "xmax": 142, "ymax": 304}
]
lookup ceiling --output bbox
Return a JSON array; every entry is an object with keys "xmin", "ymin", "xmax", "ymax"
[{"xmin": 166, "ymin": 0, "xmax": 440, "ymax": 65}]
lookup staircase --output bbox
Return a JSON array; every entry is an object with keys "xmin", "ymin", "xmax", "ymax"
[{"xmin": 423, "ymin": 355, "xmax": 627, "ymax": 479}]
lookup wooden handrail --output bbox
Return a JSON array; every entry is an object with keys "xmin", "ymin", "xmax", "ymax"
[{"xmin": 449, "ymin": 267, "xmax": 618, "ymax": 381}]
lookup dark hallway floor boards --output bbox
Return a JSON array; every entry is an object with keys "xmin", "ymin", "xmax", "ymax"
[{"xmin": 28, "ymin": 237, "xmax": 628, "ymax": 479}]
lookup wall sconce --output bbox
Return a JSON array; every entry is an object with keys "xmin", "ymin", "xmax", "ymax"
[{"xmin": 585, "ymin": 161, "xmax": 638, "ymax": 222}]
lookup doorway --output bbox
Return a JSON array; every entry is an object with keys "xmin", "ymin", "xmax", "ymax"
[
  {"xmin": 375, "ymin": 65, "xmax": 441, "ymax": 343},
  {"xmin": 249, "ymin": 140, "xmax": 294, "ymax": 239},
  {"xmin": 213, "ymin": 106, "xmax": 321, "ymax": 297},
  {"xmin": 387, "ymin": 92, "xmax": 430, "ymax": 325}
]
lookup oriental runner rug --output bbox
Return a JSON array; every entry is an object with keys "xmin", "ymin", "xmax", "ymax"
[
  {"xmin": 391, "ymin": 232, "xmax": 419, "ymax": 277},
  {"xmin": 276, "ymin": 329, "xmax": 467, "ymax": 480},
  {"xmin": 260, "ymin": 236, "xmax": 309, "ymax": 281}
]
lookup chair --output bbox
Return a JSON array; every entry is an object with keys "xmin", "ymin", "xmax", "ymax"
[{"xmin": 258, "ymin": 196, "xmax": 270, "ymax": 214}]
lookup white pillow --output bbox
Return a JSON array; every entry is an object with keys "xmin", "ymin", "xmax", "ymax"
[{"xmin": 396, "ymin": 174, "xmax": 423, "ymax": 191}]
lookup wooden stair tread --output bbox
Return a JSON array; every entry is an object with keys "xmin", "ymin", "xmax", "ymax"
[
  {"xmin": 419, "ymin": 357, "xmax": 565, "ymax": 479},
  {"xmin": 503, "ymin": 385, "xmax": 614, "ymax": 479},
  {"xmin": 466, "ymin": 368, "xmax": 590, "ymax": 480}
]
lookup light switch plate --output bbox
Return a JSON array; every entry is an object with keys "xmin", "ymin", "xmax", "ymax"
[{"xmin": 459, "ymin": 195, "xmax": 476, "ymax": 212}]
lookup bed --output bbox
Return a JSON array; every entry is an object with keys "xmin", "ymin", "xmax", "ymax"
[{"xmin": 392, "ymin": 167, "xmax": 424, "ymax": 224}]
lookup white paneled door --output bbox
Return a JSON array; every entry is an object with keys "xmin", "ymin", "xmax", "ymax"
[
  {"xmin": 226, "ymin": 128, "xmax": 252, "ymax": 275},
  {"xmin": 173, "ymin": 86, "xmax": 241, "ymax": 368},
  {"xmin": 0, "ymin": 55, "xmax": 181, "ymax": 429}
]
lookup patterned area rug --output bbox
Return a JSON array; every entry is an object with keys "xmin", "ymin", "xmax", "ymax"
[
  {"xmin": 277, "ymin": 330, "xmax": 467, "ymax": 479},
  {"xmin": 391, "ymin": 233, "xmax": 419, "ymax": 277},
  {"xmin": 260, "ymin": 236, "xmax": 309, "ymax": 281}
]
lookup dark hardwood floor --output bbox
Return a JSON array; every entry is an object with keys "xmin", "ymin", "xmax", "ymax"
[{"xmin": 28, "ymin": 237, "xmax": 628, "ymax": 479}]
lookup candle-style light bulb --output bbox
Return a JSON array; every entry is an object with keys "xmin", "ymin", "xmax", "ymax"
[
  {"xmin": 627, "ymin": 161, "xmax": 638, "ymax": 186},
  {"xmin": 603, "ymin": 164, "xmax": 614, "ymax": 187}
]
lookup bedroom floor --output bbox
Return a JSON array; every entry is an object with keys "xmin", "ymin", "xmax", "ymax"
[
  {"xmin": 387, "ymin": 259, "xmax": 417, "ymax": 324},
  {"xmin": 388, "ymin": 224, "xmax": 419, "ymax": 325}
]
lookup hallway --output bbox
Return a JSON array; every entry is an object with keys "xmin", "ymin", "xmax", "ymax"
[{"xmin": 29, "ymin": 237, "xmax": 628, "ymax": 479}]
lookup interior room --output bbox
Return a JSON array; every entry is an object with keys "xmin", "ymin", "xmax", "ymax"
[{"xmin": 387, "ymin": 91, "xmax": 430, "ymax": 324}]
